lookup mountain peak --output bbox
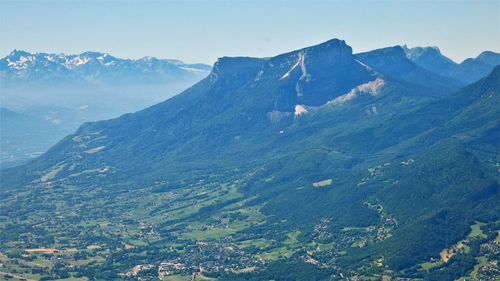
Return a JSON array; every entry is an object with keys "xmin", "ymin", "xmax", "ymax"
[
  {"xmin": 205, "ymin": 39, "xmax": 374, "ymax": 107},
  {"xmin": 298, "ymin": 39, "xmax": 354, "ymax": 65},
  {"xmin": 403, "ymin": 45, "xmax": 442, "ymax": 55},
  {"xmin": 138, "ymin": 56, "xmax": 158, "ymax": 62},
  {"xmin": 356, "ymin": 46, "xmax": 410, "ymax": 67},
  {"xmin": 476, "ymin": 51, "xmax": 500, "ymax": 66},
  {"xmin": 209, "ymin": 56, "xmax": 265, "ymax": 86},
  {"xmin": 273, "ymin": 39, "xmax": 354, "ymax": 66},
  {"xmin": 79, "ymin": 51, "xmax": 107, "ymax": 58},
  {"xmin": 302, "ymin": 38, "xmax": 352, "ymax": 53},
  {"xmin": 213, "ymin": 56, "xmax": 264, "ymax": 68},
  {"xmin": 403, "ymin": 45, "xmax": 456, "ymax": 65},
  {"xmin": 7, "ymin": 49, "xmax": 33, "ymax": 59},
  {"xmin": 378, "ymin": 45, "xmax": 406, "ymax": 57}
]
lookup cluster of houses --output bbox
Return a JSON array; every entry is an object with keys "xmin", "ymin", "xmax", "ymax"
[
  {"xmin": 158, "ymin": 262, "xmax": 194, "ymax": 277},
  {"xmin": 125, "ymin": 264, "xmax": 155, "ymax": 277},
  {"xmin": 478, "ymin": 238, "xmax": 500, "ymax": 280}
]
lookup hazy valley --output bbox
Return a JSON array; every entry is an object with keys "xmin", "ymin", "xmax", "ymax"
[{"xmin": 0, "ymin": 51, "xmax": 210, "ymax": 167}]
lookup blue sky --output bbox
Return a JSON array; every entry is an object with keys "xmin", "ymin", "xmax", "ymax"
[{"xmin": 1, "ymin": 0, "xmax": 499, "ymax": 64}]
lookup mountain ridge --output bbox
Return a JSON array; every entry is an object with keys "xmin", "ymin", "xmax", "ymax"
[
  {"xmin": 402, "ymin": 46, "xmax": 500, "ymax": 83},
  {"xmin": 1, "ymin": 49, "xmax": 211, "ymax": 85},
  {"xmin": 0, "ymin": 39, "xmax": 474, "ymax": 188}
]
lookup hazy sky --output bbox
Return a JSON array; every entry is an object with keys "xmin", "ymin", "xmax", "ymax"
[{"xmin": 1, "ymin": 0, "xmax": 499, "ymax": 65}]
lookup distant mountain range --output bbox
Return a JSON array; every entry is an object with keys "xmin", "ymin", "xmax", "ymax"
[
  {"xmin": 1, "ymin": 39, "xmax": 498, "ymax": 280},
  {"xmin": 403, "ymin": 45, "xmax": 500, "ymax": 83},
  {"xmin": 0, "ymin": 50, "xmax": 211, "ymax": 85},
  {"xmin": 0, "ymin": 50, "xmax": 211, "ymax": 167}
]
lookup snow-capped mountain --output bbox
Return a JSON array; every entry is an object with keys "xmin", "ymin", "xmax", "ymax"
[{"xmin": 0, "ymin": 50, "xmax": 211, "ymax": 85}]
